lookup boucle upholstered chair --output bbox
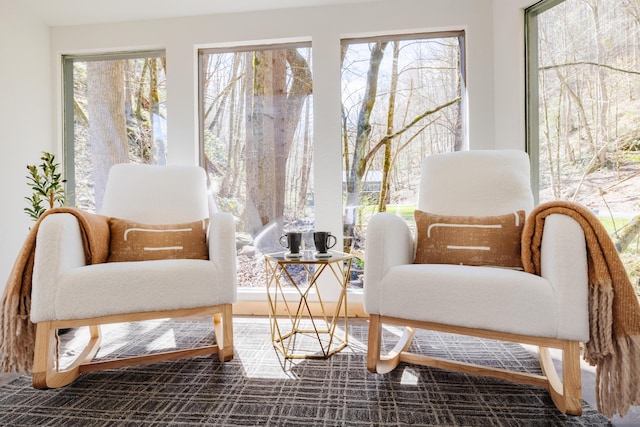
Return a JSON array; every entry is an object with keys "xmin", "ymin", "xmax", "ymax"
[
  {"xmin": 364, "ymin": 150, "xmax": 589, "ymax": 415},
  {"xmin": 30, "ymin": 164, "xmax": 236, "ymax": 388}
]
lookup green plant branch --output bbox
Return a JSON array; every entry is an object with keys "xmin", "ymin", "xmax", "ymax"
[{"xmin": 24, "ymin": 152, "xmax": 67, "ymax": 222}]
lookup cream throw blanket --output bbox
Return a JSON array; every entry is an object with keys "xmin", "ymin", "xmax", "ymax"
[
  {"xmin": 0, "ymin": 208, "xmax": 109, "ymax": 374},
  {"xmin": 522, "ymin": 201, "xmax": 640, "ymax": 417}
]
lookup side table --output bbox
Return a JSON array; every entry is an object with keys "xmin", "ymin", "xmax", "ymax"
[{"xmin": 264, "ymin": 251, "xmax": 354, "ymax": 359}]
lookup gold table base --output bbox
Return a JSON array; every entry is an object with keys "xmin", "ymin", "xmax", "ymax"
[{"xmin": 265, "ymin": 251, "xmax": 353, "ymax": 359}]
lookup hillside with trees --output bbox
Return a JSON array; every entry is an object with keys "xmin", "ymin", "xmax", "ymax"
[{"xmin": 533, "ymin": 0, "xmax": 640, "ymax": 288}]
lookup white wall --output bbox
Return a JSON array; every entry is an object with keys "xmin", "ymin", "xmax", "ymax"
[
  {"xmin": 0, "ymin": 0, "xmax": 539, "ymax": 288},
  {"xmin": 492, "ymin": 0, "xmax": 539, "ymax": 149},
  {"xmin": 0, "ymin": 3, "xmax": 53, "ymax": 290}
]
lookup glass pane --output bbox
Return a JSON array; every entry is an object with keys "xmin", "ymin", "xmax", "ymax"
[
  {"xmin": 68, "ymin": 55, "xmax": 167, "ymax": 212},
  {"xmin": 341, "ymin": 35, "xmax": 464, "ymax": 286},
  {"xmin": 200, "ymin": 46, "xmax": 314, "ymax": 288},
  {"xmin": 532, "ymin": 0, "xmax": 640, "ymax": 289}
]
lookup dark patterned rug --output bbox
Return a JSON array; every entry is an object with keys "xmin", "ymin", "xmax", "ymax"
[{"xmin": 0, "ymin": 317, "xmax": 611, "ymax": 426}]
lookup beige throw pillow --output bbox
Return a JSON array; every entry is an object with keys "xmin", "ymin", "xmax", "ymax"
[
  {"xmin": 413, "ymin": 210, "xmax": 525, "ymax": 269},
  {"xmin": 108, "ymin": 218, "xmax": 209, "ymax": 262}
]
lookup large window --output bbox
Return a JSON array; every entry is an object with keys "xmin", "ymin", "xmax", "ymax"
[
  {"xmin": 63, "ymin": 51, "xmax": 167, "ymax": 212},
  {"xmin": 199, "ymin": 43, "xmax": 313, "ymax": 288},
  {"xmin": 527, "ymin": 0, "xmax": 640, "ymax": 289},
  {"xmin": 341, "ymin": 32, "xmax": 466, "ymax": 278}
]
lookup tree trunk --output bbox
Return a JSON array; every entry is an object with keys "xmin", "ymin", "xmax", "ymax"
[
  {"xmin": 221, "ymin": 53, "xmax": 242, "ymax": 199},
  {"xmin": 341, "ymin": 45, "xmax": 350, "ymax": 184},
  {"xmin": 285, "ymin": 48, "xmax": 313, "ymax": 217},
  {"xmin": 454, "ymin": 35, "xmax": 465, "ymax": 152},
  {"xmin": 245, "ymin": 51, "xmax": 275, "ymax": 234},
  {"xmin": 297, "ymin": 99, "xmax": 312, "ymax": 214},
  {"xmin": 587, "ymin": 0, "xmax": 611, "ymax": 168},
  {"xmin": 87, "ymin": 60, "xmax": 128, "ymax": 212},
  {"xmin": 242, "ymin": 48, "xmax": 312, "ymax": 235},
  {"xmin": 613, "ymin": 215, "xmax": 640, "ymax": 253},
  {"xmin": 346, "ymin": 41, "xmax": 387, "ymax": 215},
  {"xmin": 378, "ymin": 41, "xmax": 399, "ymax": 213},
  {"xmin": 229, "ymin": 60, "xmax": 244, "ymax": 202},
  {"xmin": 272, "ymin": 50, "xmax": 288, "ymax": 226},
  {"xmin": 149, "ymin": 57, "xmax": 163, "ymax": 164}
]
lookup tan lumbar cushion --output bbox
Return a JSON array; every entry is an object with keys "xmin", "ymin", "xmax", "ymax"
[
  {"xmin": 413, "ymin": 210, "xmax": 525, "ymax": 269},
  {"xmin": 108, "ymin": 218, "xmax": 209, "ymax": 262}
]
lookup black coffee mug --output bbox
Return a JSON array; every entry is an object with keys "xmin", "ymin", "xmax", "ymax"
[
  {"xmin": 313, "ymin": 231, "xmax": 337, "ymax": 253},
  {"xmin": 279, "ymin": 232, "xmax": 302, "ymax": 254}
]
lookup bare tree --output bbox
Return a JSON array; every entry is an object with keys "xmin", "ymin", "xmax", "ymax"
[
  {"xmin": 534, "ymin": 0, "xmax": 640, "ymax": 290},
  {"xmin": 296, "ymin": 99, "xmax": 313, "ymax": 213},
  {"xmin": 344, "ymin": 41, "xmax": 388, "ymax": 214},
  {"xmin": 242, "ymin": 48, "xmax": 313, "ymax": 235},
  {"xmin": 86, "ymin": 60, "xmax": 128, "ymax": 211},
  {"xmin": 342, "ymin": 39, "xmax": 462, "ymax": 227},
  {"xmin": 377, "ymin": 41, "xmax": 399, "ymax": 213}
]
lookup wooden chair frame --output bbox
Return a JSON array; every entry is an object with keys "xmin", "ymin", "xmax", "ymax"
[
  {"xmin": 32, "ymin": 304, "xmax": 233, "ymax": 389},
  {"xmin": 367, "ymin": 314, "xmax": 582, "ymax": 416}
]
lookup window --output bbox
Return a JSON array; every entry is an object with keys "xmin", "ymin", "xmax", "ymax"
[
  {"xmin": 526, "ymin": 0, "xmax": 640, "ymax": 289},
  {"xmin": 199, "ymin": 43, "xmax": 313, "ymax": 288},
  {"xmin": 341, "ymin": 32, "xmax": 466, "ymax": 280},
  {"xmin": 63, "ymin": 51, "xmax": 167, "ymax": 212}
]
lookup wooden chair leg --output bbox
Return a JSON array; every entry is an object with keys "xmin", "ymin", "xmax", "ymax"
[
  {"xmin": 368, "ymin": 316, "xmax": 417, "ymax": 374},
  {"xmin": 33, "ymin": 323, "xmax": 102, "ymax": 389},
  {"xmin": 367, "ymin": 315, "xmax": 382, "ymax": 373},
  {"xmin": 32, "ymin": 322, "xmax": 57, "ymax": 389},
  {"xmin": 539, "ymin": 340, "xmax": 582, "ymax": 415},
  {"xmin": 33, "ymin": 307, "xmax": 232, "ymax": 389},
  {"xmin": 214, "ymin": 304, "xmax": 234, "ymax": 362},
  {"xmin": 561, "ymin": 341, "xmax": 583, "ymax": 415}
]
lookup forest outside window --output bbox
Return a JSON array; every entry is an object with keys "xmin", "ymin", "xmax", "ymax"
[
  {"xmin": 341, "ymin": 32, "xmax": 466, "ymax": 285},
  {"xmin": 199, "ymin": 43, "xmax": 313, "ymax": 289},
  {"xmin": 526, "ymin": 0, "xmax": 640, "ymax": 292},
  {"xmin": 62, "ymin": 51, "xmax": 167, "ymax": 212}
]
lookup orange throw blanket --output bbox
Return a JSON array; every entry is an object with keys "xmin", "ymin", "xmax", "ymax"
[
  {"xmin": 522, "ymin": 201, "xmax": 640, "ymax": 417},
  {"xmin": 0, "ymin": 208, "xmax": 109, "ymax": 374}
]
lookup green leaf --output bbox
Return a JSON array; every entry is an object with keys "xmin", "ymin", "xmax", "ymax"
[{"xmin": 24, "ymin": 151, "xmax": 66, "ymax": 222}]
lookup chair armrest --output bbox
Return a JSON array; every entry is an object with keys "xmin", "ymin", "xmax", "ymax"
[
  {"xmin": 364, "ymin": 212, "xmax": 415, "ymax": 314},
  {"xmin": 31, "ymin": 213, "xmax": 87, "ymax": 323},
  {"xmin": 539, "ymin": 213, "xmax": 589, "ymax": 341},
  {"xmin": 208, "ymin": 212, "xmax": 237, "ymax": 303}
]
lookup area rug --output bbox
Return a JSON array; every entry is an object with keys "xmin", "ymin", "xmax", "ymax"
[{"xmin": 0, "ymin": 317, "xmax": 611, "ymax": 426}]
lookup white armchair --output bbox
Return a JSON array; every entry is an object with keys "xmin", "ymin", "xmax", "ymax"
[
  {"xmin": 364, "ymin": 150, "xmax": 589, "ymax": 415},
  {"xmin": 30, "ymin": 164, "xmax": 237, "ymax": 389}
]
